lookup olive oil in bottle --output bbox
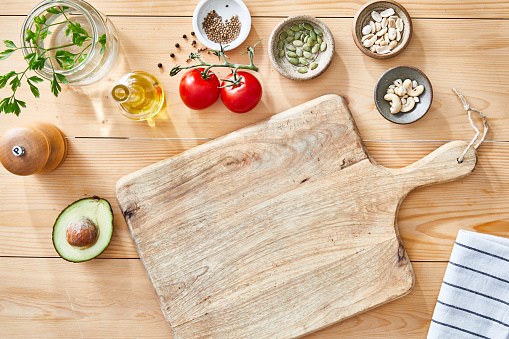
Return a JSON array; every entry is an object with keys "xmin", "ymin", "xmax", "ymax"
[{"xmin": 111, "ymin": 71, "xmax": 164, "ymax": 120}]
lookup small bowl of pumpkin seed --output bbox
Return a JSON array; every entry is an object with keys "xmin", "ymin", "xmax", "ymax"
[{"xmin": 268, "ymin": 15, "xmax": 335, "ymax": 81}]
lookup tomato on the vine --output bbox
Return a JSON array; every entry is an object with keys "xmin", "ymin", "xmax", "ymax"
[
  {"xmin": 179, "ymin": 68, "xmax": 220, "ymax": 110},
  {"xmin": 220, "ymin": 71, "xmax": 262, "ymax": 114}
]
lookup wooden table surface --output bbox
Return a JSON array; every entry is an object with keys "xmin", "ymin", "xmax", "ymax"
[{"xmin": 1, "ymin": 1, "xmax": 508, "ymax": 338}]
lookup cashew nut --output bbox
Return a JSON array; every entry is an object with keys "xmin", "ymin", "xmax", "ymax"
[
  {"xmin": 407, "ymin": 85, "xmax": 424, "ymax": 97},
  {"xmin": 395, "ymin": 85, "xmax": 407, "ymax": 96},
  {"xmin": 384, "ymin": 93, "xmax": 402, "ymax": 114},
  {"xmin": 400, "ymin": 96, "xmax": 415, "ymax": 112}
]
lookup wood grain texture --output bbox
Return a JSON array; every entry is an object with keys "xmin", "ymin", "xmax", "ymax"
[
  {"xmin": 0, "ymin": 258, "xmax": 444, "ymax": 338},
  {"xmin": 115, "ymin": 95, "xmax": 477, "ymax": 338},
  {"xmin": 0, "ymin": 17, "xmax": 508, "ymax": 140},
  {"xmin": 1, "ymin": 138, "xmax": 506, "ymax": 261},
  {"xmin": 1, "ymin": 0, "xmax": 509, "ymax": 18}
]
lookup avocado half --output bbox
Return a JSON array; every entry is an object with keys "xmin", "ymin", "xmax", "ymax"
[{"xmin": 52, "ymin": 196, "xmax": 114, "ymax": 262}]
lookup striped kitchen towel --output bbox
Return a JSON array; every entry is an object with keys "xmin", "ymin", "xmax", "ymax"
[{"xmin": 428, "ymin": 230, "xmax": 509, "ymax": 339}]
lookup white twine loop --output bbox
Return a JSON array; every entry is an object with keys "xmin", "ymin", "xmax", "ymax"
[{"xmin": 453, "ymin": 88, "xmax": 489, "ymax": 163}]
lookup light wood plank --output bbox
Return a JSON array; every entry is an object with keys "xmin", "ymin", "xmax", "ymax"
[
  {"xmin": 0, "ymin": 258, "xmax": 443, "ymax": 338},
  {"xmin": 1, "ymin": 0, "xmax": 509, "ymax": 19},
  {"xmin": 0, "ymin": 139, "xmax": 507, "ymax": 261},
  {"xmin": 0, "ymin": 17, "xmax": 507, "ymax": 140}
]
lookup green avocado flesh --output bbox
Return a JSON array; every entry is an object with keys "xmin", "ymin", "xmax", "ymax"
[{"xmin": 52, "ymin": 197, "xmax": 113, "ymax": 262}]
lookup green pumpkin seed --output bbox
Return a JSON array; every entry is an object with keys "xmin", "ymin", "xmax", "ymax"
[
  {"xmin": 303, "ymin": 23, "xmax": 313, "ymax": 30},
  {"xmin": 286, "ymin": 44, "xmax": 296, "ymax": 51},
  {"xmin": 296, "ymin": 48, "xmax": 303, "ymax": 57},
  {"xmin": 299, "ymin": 23, "xmax": 305, "ymax": 30},
  {"xmin": 297, "ymin": 67, "xmax": 308, "ymax": 73},
  {"xmin": 286, "ymin": 36, "xmax": 294, "ymax": 42},
  {"xmin": 314, "ymin": 29, "xmax": 322, "ymax": 36},
  {"xmin": 312, "ymin": 44, "xmax": 320, "ymax": 53},
  {"xmin": 280, "ymin": 32, "xmax": 288, "ymax": 40},
  {"xmin": 287, "ymin": 51, "xmax": 297, "ymax": 58},
  {"xmin": 320, "ymin": 41, "xmax": 327, "ymax": 52},
  {"xmin": 310, "ymin": 62, "xmax": 318, "ymax": 70},
  {"xmin": 279, "ymin": 50, "xmax": 285, "ymax": 58},
  {"xmin": 308, "ymin": 38, "xmax": 315, "ymax": 46},
  {"xmin": 304, "ymin": 36, "xmax": 309, "ymax": 43},
  {"xmin": 292, "ymin": 40, "xmax": 303, "ymax": 47},
  {"xmin": 310, "ymin": 30, "xmax": 317, "ymax": 41},
  {"xmin": 278, "ymin": 40, "xmax": 284, "ymax": 50},
  {"xmin": 291, "ymin": 25, "xmax": 300, "ymax": 32},
  {"xmin": 286, "ymin": 29, "xmax": 294, "ymax": 36},
  {"xmin": 288, "ymin": 57, "xmax": 299, "ymax": 65},
  {"xmin": 303, "ymin": 44, "xmax": 311, "ymax": 52},
  {"xmin": 317, "ymin": 36, "xmax": 322, "ymax": 44},
  {"xmin": 294, "ymin": 31, "xmax": 301, "ymax": 40},
  {"xmin": 299, "ymin": 57, "xmax": 308, "ymax": 65},
  {"xmin": 304, "ymin": 51, "xmax": 313, "ymax": 59}
]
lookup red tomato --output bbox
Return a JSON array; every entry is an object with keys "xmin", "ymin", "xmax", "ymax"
[
  {"xmin": 179, "ymin": 68, "xmax": 220, "ymax": 110},
  {"xmin": 220, "ymin": 72, "xmax": 262, "ymax": 113}
]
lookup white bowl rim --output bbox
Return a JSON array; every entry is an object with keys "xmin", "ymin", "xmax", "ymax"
[{"xmin": 192, "ymin": 0, "xmax": 251, "ymax": 51}]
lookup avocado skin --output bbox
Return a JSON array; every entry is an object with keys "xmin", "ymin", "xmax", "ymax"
[{"xmin": 52, "ymin": 196, "xmax": 114, "ymax": 263}]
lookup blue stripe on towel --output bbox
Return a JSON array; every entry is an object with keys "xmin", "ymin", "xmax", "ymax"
[
  {"xmin": 455, "ymin": 241, "xmax": 509, "ymax": 263},
  {"xmin": 448, "ymin": 261, "xmax": 509, "ymax": 284},
  {"xmin": 436, "ymin": 300, "xmax": 509, "ymax": 328},
  {"xmin": 431, "ymin": 319, "xmax": 490, "ymax": 338},
  {"xmin": 442, "ymin": 281, "xmax": 509, "ymax": 306}
]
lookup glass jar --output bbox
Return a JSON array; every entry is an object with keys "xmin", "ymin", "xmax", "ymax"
[{"xmin": 21, "ymin": 0, "xmax": 119, "ymax": 85}]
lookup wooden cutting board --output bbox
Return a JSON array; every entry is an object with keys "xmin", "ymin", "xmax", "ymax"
[{"xmin": 116, "ymin": 95, "xmax": 477, "ymax": 339}]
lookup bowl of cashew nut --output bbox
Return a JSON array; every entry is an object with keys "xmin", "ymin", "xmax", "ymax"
[{"xmin": 374, "ymin": 66, "xmax": 433, "ymax": 124}]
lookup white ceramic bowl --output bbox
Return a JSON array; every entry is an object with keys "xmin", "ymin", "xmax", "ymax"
[{"xmin": 192, "ymin": 0, "xmax": 251, "ymax": 51}]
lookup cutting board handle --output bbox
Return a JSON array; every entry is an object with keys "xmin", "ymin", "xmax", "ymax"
[{"xmin": 390, "ymin": 140, "xmax": 477, "ymax": 191}]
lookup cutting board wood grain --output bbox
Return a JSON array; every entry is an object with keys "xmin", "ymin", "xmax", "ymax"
[{"xmin": 116, "ymin": 95, "xmax": 477, "ymax": 339}]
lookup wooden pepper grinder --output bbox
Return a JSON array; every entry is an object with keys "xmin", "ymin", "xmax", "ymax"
[{"xmin": 0, "ymin": 122, "xmax": 67, "ymax": 176}]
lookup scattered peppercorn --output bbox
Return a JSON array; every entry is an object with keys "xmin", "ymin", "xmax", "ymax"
[
  {"xmin": 170, "ymin": 53, "xmax": 175, "ymax": 58},
  {"xmin": 183, "ymin": 34, "xmax": 187, "ymax": 39},
  {"xmin": 191, "ymin": 31, "xmax": 195, "ymax": 36},
  {"xmin": 157, "ymin": 63, "xmax": 163, "ymax": 68},
  {"xmin": 175, "ymin": 43, "xmax": 180, "ymax": 48},
  {"xmin": 192, "ymin": 40, "xmax": 197, "ymax": 45}
]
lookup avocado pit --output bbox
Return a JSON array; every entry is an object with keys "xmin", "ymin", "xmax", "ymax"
[{"xmin": 65, "ymin": 217, "xmax": 99, "ymax": 249}]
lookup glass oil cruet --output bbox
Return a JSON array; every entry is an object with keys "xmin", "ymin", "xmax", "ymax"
[{"xmin": 111, "ymin": 71, "xmax": 164, "ymax": 120}]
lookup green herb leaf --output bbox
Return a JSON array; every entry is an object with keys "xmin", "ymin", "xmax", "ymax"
[
  {"xmin": 55, "ymin": 73, "xmax": 69, "ymax": 84},
  {"xmin": 55, "ymin": 50, "xmax": 75, "ymax": 69},
  {"xmin": 77, "ymin": 53, "xmax": 87, "ymax": 63},
  {"xmin": 25, "ymin": 29, "xmax": 38, "ymax": 44},
  {"xmin": 50, "ymin": 73, "xmax": 62, "ymax": 97},
  {"xmin": 67, "ymin": 22, "xmax": 90, "ymax": 47},
  {"xmin": 29, "ymin": 53, "xmax": 47, "ymax": 71},
  {"xmin": 28, "ymin": 75, "xmax": 43, "ymax": 84},
  {"xmin": 3, "ymin": 40, "xmax": 16, "ymax": 49},
  {"xmin": 9, "ymin": 76, "xmax": 21, "ymax": 92},
  {"xmin": 0, "ymin": 49, "xmax": 15, "ymax": 61},
  {"xmin": 98, "ymin": 34, "xmax": 106, "ymax": 54},
  {"xmin": 0, "ymin": 97, "xmax": 9, "ymax": 114},
  {"xmin": 0, "ymin": 71, "xmax": 16, "ymax": 89},
  {"xmin": 27, "ymin": 79, "xmax": 40, "ymax": 98},
  {"xmin": 34, "ymin": 15, "xmax": 47, "ymax": 25},
  {"xmin": 46, "ymin": 7, "xmax": 60, "ymax": 14}
]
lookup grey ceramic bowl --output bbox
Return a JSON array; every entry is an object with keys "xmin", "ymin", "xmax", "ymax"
[
  {"xmin": 268, "ymin": 15, "xmax": 334, "ymax": 81},
  {"xmin": 374, "ymin": 66, "xmax": 433, "ymax": 124}
]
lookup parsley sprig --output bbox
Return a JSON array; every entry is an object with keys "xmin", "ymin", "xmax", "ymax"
[{"xmin": 0, "ymin": 6, "xmax": 107, "ymax": 115}]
